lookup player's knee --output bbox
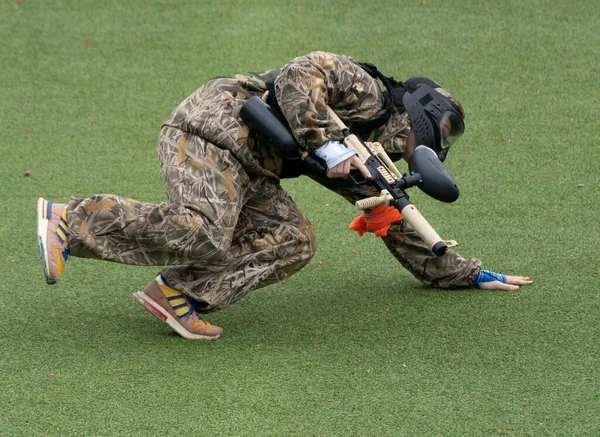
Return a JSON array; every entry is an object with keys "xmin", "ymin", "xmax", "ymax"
[
  {"xmin": 212, "ymin": 234, "xmax": 233, "ymax": 261},
  {"xmin": 299, "ymin": 220, "xmax": 317, "ymax": 261},
  {"xmin": 180, "ymin": 213, "xmax": 233, "ymax": 262}
]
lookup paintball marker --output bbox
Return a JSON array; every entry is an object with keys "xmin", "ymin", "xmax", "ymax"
[
  {"xmin": 325, "ymin": 107, "xmax": 458, "ymax": 256},
  {"xmin": 240, "ymin": 96, "xmax": 458, "ymax": 256}
]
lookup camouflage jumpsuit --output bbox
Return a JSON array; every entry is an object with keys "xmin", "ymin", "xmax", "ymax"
[{"xmin": 66, "ymin": 52, "xmax": 481, "ymax": 313}]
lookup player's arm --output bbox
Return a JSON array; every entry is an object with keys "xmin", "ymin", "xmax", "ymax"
[{"xmin": 274, "ymin": 51, "xmax": 382, "ymax": 153}]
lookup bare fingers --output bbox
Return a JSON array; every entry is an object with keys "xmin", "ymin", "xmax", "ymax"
[
  {"xmin": 350, "ymin": 156, "xmax": 372, "ymax": 179},
  {"xmin": 478, "ymin": 280, "xmax": 520, "ymax": 291},
  {"xmin": 326, "ymin": 162, "xmax": 345, "ymax": 178},
  {"xmin": 506, "ymin": 275, "xmax": 533, "ymax": 286}
]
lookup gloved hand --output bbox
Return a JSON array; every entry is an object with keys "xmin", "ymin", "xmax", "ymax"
[
  {"xmin": 314, "ymin": 141, "xmax": 372, "ymax": 179},
  {"xmin": 473, "ymin": 269, "xmax": 533, "ymax": 291},
  {"xmin": 315, "ymin": 140, "xmax": 357, "ymax": 168}
]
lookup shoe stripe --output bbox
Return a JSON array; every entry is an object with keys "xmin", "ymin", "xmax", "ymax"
[
  {"xmin": 57, "ymin": 222, "xmax": 68, "ymax": 234},
  {"xmin": 140, "ymin": 299, "xmax": 168, "ymax": 322},
  {"xmin": 39, "ymin": 198, "xmax": 46, "ymax": 219},
  {"xmin": 167, "ymin": 298, "xmax": 187, "ymax": 307},
  {"xmin": 58, "ymin": 222, "xmax": 68, "ymax": 234},
  {"xmin": 175, "ymin": 307, "xmax": 191, "ymax": 317},
  {"xmin": 166, "ymin": 295, "xmax": 186, "ymax": 302},
  {"xmin": 56, "ymin": 227, "xmax": 68, "ymax": 243},
  {"xmin": 46, "ymin": 201, "xmax": 53, "ymax": 219},
  {"xmin": 59, "ymin": 217, "xmax": 69, "ymax": 231},
  {"xmin": 62, "ymin": 247, "xmax": 70, "ymax": 258},
  {"xmin": 185, "ymin": 296, "xmax": 197, "ymax": 317},
  {"xmin": 54, "ymin": 247, "xmax": 64, "ymax": 276},
  {"xmin": 180, "ymin": 307, "xmax": 194, "ymax": 317},
  {"xmin": 39, "ymin": 236, "xmax": 48, "ymax": 270},
  {"xmin": 155, "ymin": 281, "xmax": 198, "ymax": 318},
  {"xmin": 158, "ymin": 285, "xmax": 182, "ymax": 298}
]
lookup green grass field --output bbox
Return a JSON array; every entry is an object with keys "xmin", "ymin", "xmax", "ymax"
[{"xmin": 1, "ymin": 0, "xmax": 599, "ymax": 435}]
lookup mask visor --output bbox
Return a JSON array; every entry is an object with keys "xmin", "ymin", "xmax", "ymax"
[{"xmin": 439, "ymin": 111, "xmax": 464, "ymax": 149}]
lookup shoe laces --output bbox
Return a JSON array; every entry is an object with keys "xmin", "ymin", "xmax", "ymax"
[
  {"xmin": 158, "ymin": 277, "xmax": 213, "ymax": 328},
  {"xmin": 183, "ymin": 296, "xmax": 213, "ymax": 328}
]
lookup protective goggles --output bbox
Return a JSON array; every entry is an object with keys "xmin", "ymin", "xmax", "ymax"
[
  {"xmin": 439, "ymin": 111, "xmax": 465, "ymax": 150},
  {"xmin": 402, "ymin": 84, "xmax": 465, "ymax": 161}
]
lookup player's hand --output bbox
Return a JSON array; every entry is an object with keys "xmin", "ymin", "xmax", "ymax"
[
  {"xmin": 478, "ymin": 275, "xmax": 533, "ymax": 291},
  {"xmin": 473, "ymin": 269, "xmax": 533, "ymax": 291},
  {"xmin": 326, "ymin": 155, "xmax": 372, "ymax": 179}
]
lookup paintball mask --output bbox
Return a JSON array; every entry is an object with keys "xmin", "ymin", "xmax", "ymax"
[{"xmin": 392, "ymin": 79, "xmax": 465, "ymax": 162}]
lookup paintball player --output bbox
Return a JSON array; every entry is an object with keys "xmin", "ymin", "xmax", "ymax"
[{"xmin": 37, "ymin": 52, "xmax": 532, "ymax": 340}]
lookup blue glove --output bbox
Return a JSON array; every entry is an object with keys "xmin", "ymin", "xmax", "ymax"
[{"xmin": 473, "ymin": 269, "xmax": 507, "ymax": 289}]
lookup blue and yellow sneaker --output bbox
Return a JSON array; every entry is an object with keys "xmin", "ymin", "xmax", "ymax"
[
  {"xmin": 37, "ymin": 198, "xmax": 70, "ymax": 284},
  {"xmin": 132, "ymin": 275, "xmax": 222, "ymax": 340}
]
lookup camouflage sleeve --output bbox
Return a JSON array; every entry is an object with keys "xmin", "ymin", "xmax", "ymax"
[
  {"xmin": 382, "ymin": 221, "xmax": 482, "ymax": 288},
  {"xmin": 374, "ymin": 111, "xmax": 410, "ymax": 159},
  {"xmin": 274, "ymin": 51, "xmax": 384, "ymax": 152},
  {"xmin": 306, "ymin": 173, "xmax": 481, "ymax": 289}
]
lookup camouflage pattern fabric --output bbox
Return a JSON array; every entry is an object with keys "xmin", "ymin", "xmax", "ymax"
[
  {"xmin": 162, "ymin": 52, "xmax": 410, "ymax": 177},
  {"xmin": 159, "ymin": 169, "xmax": 317, "ymax": 312},
  {"xmin": 308, "ymin": 174, "xmax": 481, "ymax": 289},
  {"xmin": 68, "ymin": 126, "xmax": 316, "ymax": 311},
  {"xmin": 64, "ymin": 51, "xmax": 479, "ymax": 313},
  {"xmin": 383, "ymin": 222, "xmax": 480, "ymax": 289},
  {"xmin": 275, "ymin": 52, "xmax": 409, "ymax": 156}
]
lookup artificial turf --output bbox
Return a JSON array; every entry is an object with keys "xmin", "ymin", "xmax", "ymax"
[{"xmin": 1, "ymin": 0, "xmax": 599, "ymax": 435}]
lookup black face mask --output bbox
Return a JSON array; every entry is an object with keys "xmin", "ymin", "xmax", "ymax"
[
  {"xmin": 357, "ymin": 65, "xmax": 464, "ymax": 162},
  {"xmin": 401, "ymin": 84, "xmax": 465, "ymax": 162}
]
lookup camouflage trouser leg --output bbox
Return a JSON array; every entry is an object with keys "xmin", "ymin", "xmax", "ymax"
[
  {"xmin": 66, "ymin": 126, "xmax": 315, "ymax": 309},
  {"xmin": 160, "ymin": 178, "xmax": 317, "ymax": 313},
  {"xmin": 309, "ymin": 174, "xmax": 481, "ymax": 288},
  {"xmin": 67, "ymin": 127, "xmax": 250, "ymax": 265}
]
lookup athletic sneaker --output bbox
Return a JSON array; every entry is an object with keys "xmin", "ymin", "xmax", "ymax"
[
  {"xmin": 37, "ymin": 198, "xmax": 70, "ymax": 284},
  {"xmin": 132, "ymin": 275, "xmax": 222, "ymax": 340}
]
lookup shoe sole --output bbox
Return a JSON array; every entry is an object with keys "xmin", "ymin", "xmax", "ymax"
[
  {"xmin": 37, "ymin": 198, "xmax": 56, "ymax": 285},
  {"xmin": 132, "ymin": 291, "xmax": 221, "ymax": 340}
]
